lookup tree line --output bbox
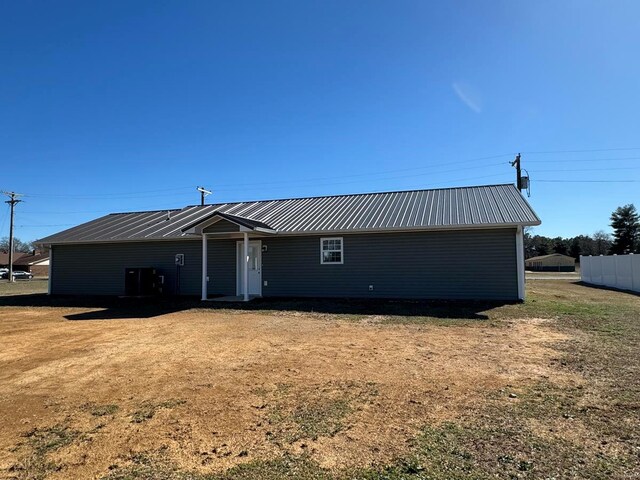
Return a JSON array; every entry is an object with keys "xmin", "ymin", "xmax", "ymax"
[
  {"xmin": 525, "ymin": 204, "xmax": 639, "ymax": 260},
  {"xmin": 0, "ymin": 237, "xmax": 37, "ymax": 254}
]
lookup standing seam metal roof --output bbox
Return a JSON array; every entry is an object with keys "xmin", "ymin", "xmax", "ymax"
[{"xmin": 38, "ymin": 184, "xmax": 541, "ymax": 244}]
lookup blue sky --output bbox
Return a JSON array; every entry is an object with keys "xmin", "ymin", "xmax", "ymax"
[{"xmin": 1, "ymin": 0, "xmax": 639, "ymax": 242}]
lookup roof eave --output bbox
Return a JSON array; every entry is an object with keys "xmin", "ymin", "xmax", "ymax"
[{"xmin": 41, "ymin": 221, "xmax": 539, "ymax": 246}]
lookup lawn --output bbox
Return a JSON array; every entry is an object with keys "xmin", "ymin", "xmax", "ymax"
[
  {"xmin": 0, "ymin": 278, "xmax": 48, "ymax": 296},
  {"xmin": 0, "ymin": 281, "xmax": 638, "ymax": 479}
]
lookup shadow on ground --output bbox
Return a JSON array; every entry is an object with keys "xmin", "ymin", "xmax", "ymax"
[
  {"xmin": 0, "ymin": 292, "xmax": 514, "ymax": 321},
  {"xmin": 575, "ymin": 281, "xmax": 640, "ymax": 298}
]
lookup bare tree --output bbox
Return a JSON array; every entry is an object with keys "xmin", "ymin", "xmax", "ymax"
[
  {"xmin": 0, "ymin": 237, "xmax": 35, "ymax": 253},
  {"xmin": 592, "ymin": 230, "xmax": 612, "ymax": 256}
]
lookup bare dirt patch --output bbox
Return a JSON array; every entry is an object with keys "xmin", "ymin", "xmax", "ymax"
[{"xmin": 0, "ymin": 301, "xmax": 574, "ymax": 479}]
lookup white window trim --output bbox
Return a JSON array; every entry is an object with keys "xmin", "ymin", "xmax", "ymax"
[{"xmin": 320, "ymin": 237, "xmax": 344, "ymax": 264}]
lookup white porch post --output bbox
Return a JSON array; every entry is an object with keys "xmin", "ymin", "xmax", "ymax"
[
  {"xmin": 201, "ymin": 234, "xmax": 208, "ymax": 301},
  {"xmin": 243, "ymin": 232, "xmax": 249, "ymax": 301},
  {"xmin": 516, "ymin": 226, "xmax": 525, "ymax": 301}
]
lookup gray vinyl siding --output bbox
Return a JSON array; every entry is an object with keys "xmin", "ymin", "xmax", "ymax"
[
  {"xmin": 50, "ymin": 241, "xmax": 202, "ymax": 296},
  {"xmin": 207, "ymin": 240, "xmax": 237, "ymax": 296},
  {"xmin": 203, "ymin": 220, "xmax": 240, "ymax": 233},
  {"xmin": 260, "ymin": 229, "xmax": 517, "ymax": 300},
  {"xmin": 50, "ymin": 229, "xmax": 518, "ymax": 300}
]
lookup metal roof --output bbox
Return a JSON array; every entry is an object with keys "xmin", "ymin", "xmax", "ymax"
[
  {"xmin": 38, "ymin": 184, "xmax": 541, "ymax": 244},
  {"xmin": 525, "ymin": 253, "xmax": 574, "ymax": 262}
]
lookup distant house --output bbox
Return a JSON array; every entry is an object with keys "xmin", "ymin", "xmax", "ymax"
[
  {"xmin": 38, "ymin": 184, "xmax": 541, "ymax": 301},
  {"xmin": 0, "ymin": 251, "xmax": 50, "ymax": 276},
  {"xmin": 14, "ymin": 252, "xmax": 50, "ymax": 276},
  {"xmin": 525, "ymin": 253, "xmax": 575, "ymax": 272},
  {"xmin": 0, "ymin": 252, "xmax": 27, "ymax": 267}
]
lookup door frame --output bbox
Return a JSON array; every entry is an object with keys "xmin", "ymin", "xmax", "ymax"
[{"xmin": 236, "ymin": 239, "xmax": 262, "ymax": 296}]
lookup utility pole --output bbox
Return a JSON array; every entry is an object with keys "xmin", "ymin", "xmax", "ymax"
[
  {"xmin": 511, "ymin": 153, "xmax": 522, "ymax": 191},
  {"xmin": 196, "ymin": 186, "xmax": 212, "ymax": 206},
  {"xmin": 3, "ymin": 192, "xmax": 23, "ymax": 283}
]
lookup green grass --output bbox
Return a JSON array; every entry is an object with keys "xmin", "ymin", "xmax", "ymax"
[
  {"xmin": 24, "ymin": 425, "xmax": 79, "ymax": 455},
  {"xmin": 262, "ymin": 381, "xmax": 379, "ymax": 445},
  {"xmin": 10, "ymin": 425, "xmax": 81, "ymax": 480},
  {"xmin": 268, "ymin": 397, "xmax": 352, "ymax": 443},
  {"xmin": 85, "ymin": 403, "xmax": 120, "ymax": 417}
]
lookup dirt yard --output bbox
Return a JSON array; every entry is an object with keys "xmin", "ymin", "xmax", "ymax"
[{"xmin": 0, "ymin": 281, "xmax": 638, "ymax": 479}]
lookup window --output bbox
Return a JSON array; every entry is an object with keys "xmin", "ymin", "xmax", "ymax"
[{"xmin": 320, "ymin": 237, "xmax": 343, "ymax": 264}]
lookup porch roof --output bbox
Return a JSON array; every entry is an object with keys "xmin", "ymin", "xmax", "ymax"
[{"xmin": 181, "ymin": 211, "xmax": 275, "ymax": 234}]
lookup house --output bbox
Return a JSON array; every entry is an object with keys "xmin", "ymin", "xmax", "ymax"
[
  {"xmin": 0, "ymin": 252, "xmax": 27, "ymax": 268},
  {"xmin": 37, "ymin": 184, "xmax": 541, "ymax": 301},
  {"xmin": 525, "ymin": 253, "xmax": 575, "ymax": 272},
  {"xmin": 14, "ymin": 252, "xmax": 50, "ymax": 276}
]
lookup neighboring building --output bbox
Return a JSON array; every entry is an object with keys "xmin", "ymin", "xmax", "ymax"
[
  {"xmin": 525, "ymin": 253, "xmax": 575, "ymax": 272},
  {"xmin": 38, "ymin": 184, "xmax": 541, "ymax": 301},
  {"xmin": 14, "ymin": 252, "xmax": 50, "ymax": 276},
  {"xmin": 0, "ymin": 252, "xmax": 27, "ymax": 267}
]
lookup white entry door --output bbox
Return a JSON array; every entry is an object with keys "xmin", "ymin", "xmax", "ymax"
[{"xmin": 236, "ymin": 240, "xmax": 262, "ymax": 296}]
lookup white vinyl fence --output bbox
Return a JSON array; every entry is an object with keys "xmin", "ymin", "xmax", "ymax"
[{"xmin": 580, "ymin": 254, "xmax": 640, "ymax": 292}]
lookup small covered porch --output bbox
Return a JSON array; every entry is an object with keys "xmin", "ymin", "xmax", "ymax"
[{"xmin": 182, "ymin": 211, "xmax": 277, "ymax": 301}]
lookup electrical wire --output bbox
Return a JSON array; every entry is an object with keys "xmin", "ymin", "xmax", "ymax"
[
  {"xmin": 210, "ymin": 162, "xmax": 510, "ymax": 193},
  {"xmin": 0, "ymin": 204, "xmax": 10, "ymax": 236},
  {"xmin": 536, "ymin": 179, "xmax": 640, "ymax": 183},
  {"xmin": 208, "ymin": 155, "xmax": 514, "ymax": 189},
  {"xmin": 527, "ymin": 156, "xmax": 640, "ymax": 163},
  {"xmin": 522, "ymin": 147, "xmax": 640, "ymax": 154},
  {"xmin": 14, "ymin": 148, "xmax": 640, "ymax": 200},
  {"xmin": 530, "ymin": 166, "xmax": 640, "ymax": 173},
  {"xmin": 9, "ymin": 146, "xmax": 640, "ymax": 221},
  {"xmin": 17, "ymin": 224, "xmax": 75, "ymax": 228},
  {"xmin": 22, "ymin": 186, "xmax": 195, "ymax": 199},
  {"xmin": 19, "ymin": 155, "xmax": 515, "ymax": 199}
]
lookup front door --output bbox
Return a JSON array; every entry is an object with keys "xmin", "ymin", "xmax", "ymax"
[{"xmin": 236, "ymin": 240, "xmax": 262, "ymax": 296}]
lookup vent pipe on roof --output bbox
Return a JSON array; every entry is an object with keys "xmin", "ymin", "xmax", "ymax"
[{"xmin": 166, "ymin": 211, "xmax": 171, "ymax": 221}]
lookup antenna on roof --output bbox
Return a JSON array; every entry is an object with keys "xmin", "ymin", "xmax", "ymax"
[{"xmin": 197, "ymin": 186, "xmax": 212, "ymax": 206}]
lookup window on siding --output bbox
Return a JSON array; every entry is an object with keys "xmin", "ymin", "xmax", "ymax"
[{"xmin": 320, "ymin": 237, "xmax": 343, "ymax": 264}]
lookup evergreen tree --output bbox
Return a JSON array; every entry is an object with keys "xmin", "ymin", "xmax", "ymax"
[{"xmin": 609, "ymin": 204, "xmax": 639, "ymax": 254}]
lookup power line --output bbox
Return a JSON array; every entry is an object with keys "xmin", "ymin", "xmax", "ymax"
[
  {"xmin": 523, "ymin": 147, "xmax": 640, "ymax": 154},
  {"xmin": 527, "ymin": 156, "xmax": 640, "ymax": 163},
  {"xmin": 13, "ymin": 148, "xmax": 640, "ymax": 200},
  {"xmin": 19, "ymin": 155, "xmax": 516, "ymax": 199},
  {"xmin": 210, "ymin": 162, "xmax": 510, "ymax": 193},
  {"xmin": 17, "ymin": 172, "xmax": 514, "ymax": 218},
  {"xmin": 0, "ymin": 204, "xmax": 10, "ymax": 236},
  {"xmin": 531, "ymin": 166, "xmax": 640, "ymax": 173},
  {"xmin": 22, "ymin": 186, "xmax": 195, "ymax": 199},
  {"xmin": 17, "ymin": 224, "xmax": 75, "ymax": 227},
  {"xmin": 209, "ymin": 155, "xmax": 514, "ymax": 189},
  {"xmin": 537, "ymin": 179, "xmax": 640, "ymax": 183}
]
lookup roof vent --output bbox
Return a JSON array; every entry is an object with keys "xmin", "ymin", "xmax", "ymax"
[{"xmin": 166, "ymin": 211, "xmax": 171, "ymax": 221}]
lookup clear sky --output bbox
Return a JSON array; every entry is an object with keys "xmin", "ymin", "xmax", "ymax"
[{"xmin": 1, "ymin": 0, "xmax": 639, "ymax": 242}]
